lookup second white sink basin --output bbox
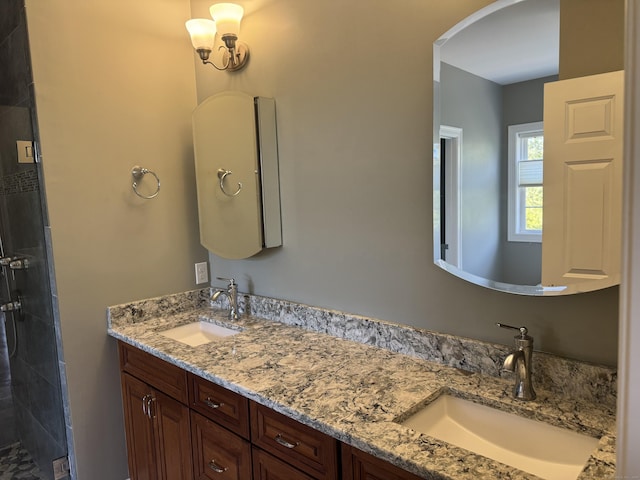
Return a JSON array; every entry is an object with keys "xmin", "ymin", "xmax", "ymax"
[
  {"xmin": 399, "ymin": 394, "xmax": 599, "ymax": 480},
  {"xmin": 160, "ymin": 321, "xmax": 241, "ymax": 346}
]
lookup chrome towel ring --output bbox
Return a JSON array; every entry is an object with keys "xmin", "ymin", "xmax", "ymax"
[
  {"xmin": 131, "ymin": 166, "xmax": 160, "ymax": 199},
  {"xmin": 217, "ymin": 168, "xmax": 242, "ymax": 197}
]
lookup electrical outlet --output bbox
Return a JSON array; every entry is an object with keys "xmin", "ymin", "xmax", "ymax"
[{"xmin": 195, "ymin": 262, "xmax": 209, "ymax": 284}]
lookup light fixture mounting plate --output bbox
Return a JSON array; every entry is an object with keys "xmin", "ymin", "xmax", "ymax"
[{"xmin": 226, "ymin": 41, "xmax": 249, "ymax": 71}]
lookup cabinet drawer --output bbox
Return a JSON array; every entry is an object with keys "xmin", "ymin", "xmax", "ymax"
[
  {"xmin": 341, "ymin": 444, "xmax": 425, "ymax": 480},
  {"xmin": 191, "ymin": 412, "xmax": 252, "ymax": 480},
  {"xmin": 189, "ymin": 373, "xmax": 250, "ymax": 439},
  {"xmin": 252, "ymin": 447, "xmax": 316, "ymax": 480},
  {"xmin": 250, "ymin": 402, "xmax": 338, "ymax": 480},
  {"xmin": 119, "ymin": 341, "xmax": 188, "ymax": 404}
]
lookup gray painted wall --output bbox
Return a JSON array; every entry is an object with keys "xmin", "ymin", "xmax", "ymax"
[
  {"xmin": 499, "ymin": 76, "xmax": 557, "ymax": 285},
  {"xmin": 190, "ymin": 0, "xmax": 619, "ymax": 367},
  {"xmin": 439, "ymin": 69, "xmax": 555, "ymax": 287},
  {"xmin": 26, "ymin": 0, "xmax": 208, "ymax": 478},
  {"xmin": 440, "ymin": 62, "xmax": 503, "ymax": 281}
]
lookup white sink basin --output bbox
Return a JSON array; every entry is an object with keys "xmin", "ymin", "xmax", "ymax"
[
  {"xmin": 160, "ymin": 321, "xmax": 241, "ymax": 346},
  {"xmin": 399, "ymin": 395, "xmax": 599, "ymax": 480}
]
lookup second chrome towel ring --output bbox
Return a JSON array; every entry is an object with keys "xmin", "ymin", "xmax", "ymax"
[
  {"xmin": 217, "ymin": 168, "xmax": 242, "ymax": 197},
  {"xmin": 132, "ymin": 166, "xmax": 160, "ymax": 199}
]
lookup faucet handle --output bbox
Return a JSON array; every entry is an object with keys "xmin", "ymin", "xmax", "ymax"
[
  {"xmin": 216, "ymin": 277, "xmax": 237, "ymax": 286},
  {"xmin": 496, "ymin": 323, "xmax": 529, "ymax": 338},
  {"xmin": 0, "ymin": 256, "xmax": 15, "ymax": 266}
]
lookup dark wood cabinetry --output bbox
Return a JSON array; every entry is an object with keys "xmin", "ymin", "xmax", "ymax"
[
  {"xmin": 189, "ymin": 374, "xmax": 250, "ymax": 440},
  {"xmin": 252, "ymin": 447, "xmax": 317, "ymax": 480},
  {"xmin": 120, "ymin": 343, "xmax": 193, "ymax": 480},
  {"xmin": 153, "ymin": 388, "xmax": 193, "ymax": 479},
  {"xmin": 341, "ymin": 444, "xmax": 425, "ymax": 480},
  {"xmin": 119, "ymin": 341, "xmax": 423, "ymax": 480},
  {"xmin": 191, "ymin": 411, "xmax": 252, "ymax": 480},
  {"xmin": 120, "ymin": 371, "xmax": 193, "ymax": 480},
  {"xmin": 251, "ymin": 402, "xmax": 338, "ymax": 480},
  {"xmin": 119, "ymin": 341, "xmax": 188, "ymax": 403},
  {"xmin": 121, "ymin": 373, "xmax": 157, "ymax": 480}
]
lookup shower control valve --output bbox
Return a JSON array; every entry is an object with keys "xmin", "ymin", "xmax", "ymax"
[
  {"xmin": 0, "ymin": 256, "xmax": 16, "ymax": 266},
  {"xmin": 0, "ymin": 256, "xmax": 30, "ymax": 269},
  {"xmin": 9, "ymin": 258, "xmax": 29, "ymax": 270},
  {"xmin": 0, "ymin": 299, "xmax": 22, "ymax": 312}
]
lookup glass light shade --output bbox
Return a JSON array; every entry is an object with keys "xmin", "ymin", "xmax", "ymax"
[
  {"xmin": 185, "ymin": 19, "xmax": 216, "ymax": 50},
  {"xmin": 209, "ymin": 3, "xmax": 244, "ymax": 37}
]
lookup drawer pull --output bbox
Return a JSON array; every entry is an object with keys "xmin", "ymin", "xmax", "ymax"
[
  {"xmin": 275, "ymin": 433, "xmax": 300, "ymax": 449},
  {"xmin": 204, "ymin": 397, "xmax": 224, "ymax": 409},
  {"xmin": 141, "ymin": 394, "xmax": 149, "ymax": 416},
  {"xmin": 208, "ymin": 460, "xmax": 228, "ymax": 473},
  {"xmin": 141, "ymin": 394, "xmax": 154, "ymax": 419},
  {"xmin": 147, "ymin": 396, "xmax": 155, "ymax": 419}
]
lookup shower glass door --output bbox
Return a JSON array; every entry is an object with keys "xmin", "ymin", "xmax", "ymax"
[{"xmin": 0, "ymin": 1, "xmax": 72, "ymax": 479}]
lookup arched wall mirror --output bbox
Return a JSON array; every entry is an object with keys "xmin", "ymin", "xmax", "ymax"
[{"xmin": 433, "ymin": 0, "xmax": 624, "ymax": 296}]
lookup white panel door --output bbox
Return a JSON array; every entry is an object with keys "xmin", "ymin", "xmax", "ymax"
[{"xmin": 542, "ymin": 70, "xmax": 624, "ymax": 289}]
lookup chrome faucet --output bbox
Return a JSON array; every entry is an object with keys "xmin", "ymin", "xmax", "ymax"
[
  {"xmin": 497, "ymin": 323, "xmax": 536, "ymax": 401},
  {"xmin": 211, "ymin": 277, "xmax": 239, "ymax": 320}
]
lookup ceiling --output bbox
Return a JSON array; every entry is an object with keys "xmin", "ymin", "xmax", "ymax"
[{"xmin": 438, "ymin": 0, "xmax": 560, "ymax": 85}]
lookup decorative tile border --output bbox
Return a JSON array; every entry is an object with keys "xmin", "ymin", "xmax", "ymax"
[{"xmin": 0, "ymin": 169, "xmax": 39, "ymax": 195}]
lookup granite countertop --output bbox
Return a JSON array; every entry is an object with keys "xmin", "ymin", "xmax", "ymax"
[{"xmin": 107, "ymin": 297, "xmax": 616, "ymax": 480}]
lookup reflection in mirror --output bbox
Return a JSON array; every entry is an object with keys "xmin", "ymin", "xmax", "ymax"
[{"xmin": 433, "ymin": 0, "xmax": 623, "ymax": 296}]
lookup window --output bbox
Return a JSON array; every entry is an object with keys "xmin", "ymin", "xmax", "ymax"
[{"xmin": 508, "ymin": 122, "xmax": 543, "ymax": 242}]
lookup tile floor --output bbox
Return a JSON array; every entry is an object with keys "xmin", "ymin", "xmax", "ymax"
[
  {"xmin": 0, "ymin": 385, "xmax": 17, "ymax": 449},
  {"xmin": 0, "ymin": 443, "xmax": 44, "ymax": 480}
]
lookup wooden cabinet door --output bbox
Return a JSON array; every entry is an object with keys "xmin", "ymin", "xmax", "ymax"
[
  {"xmin": 341, "ymin": 444, "xmax": 425, "ymax": 480},
  {"xmin": 121, "ymin": 373, "xmax": 193, "ymax": 480},
  {"xmin": 153, "ymin": 389, "xmax": 193, "ymax": 480},
  {"xmin": 121, "ymin": 373, "xmax": 157, "ymax": 480}
]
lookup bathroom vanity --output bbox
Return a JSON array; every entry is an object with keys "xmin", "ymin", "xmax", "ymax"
[
  {"xmin": 119, "ymin": 341, "xmax": 344, "ymax": 479},
  {"xmin": 108, "ymin": 290, "xmax": 616, "ymax": 480},
  {"xmin": 118, "ymin": 341, "xmax": 424, "ymax": 480}
]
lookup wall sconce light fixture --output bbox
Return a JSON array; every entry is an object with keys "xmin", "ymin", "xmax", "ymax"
[{"xmin": 186, "ymin": 3, "xmax": 249, "ymax": 72}]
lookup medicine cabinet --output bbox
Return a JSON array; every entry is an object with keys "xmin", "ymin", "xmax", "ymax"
[{"xmin": 192, "ymin": 91, "xmax": 282, "ymax": 259}]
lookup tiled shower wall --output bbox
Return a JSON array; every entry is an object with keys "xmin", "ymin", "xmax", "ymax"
[
  {"xmin": 0, "ymin": 311, "xmax": 16, "ymax": 448},
  {"xmin": 0, "ymin": 1, "xmax": 70, "ymax": 479}
]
